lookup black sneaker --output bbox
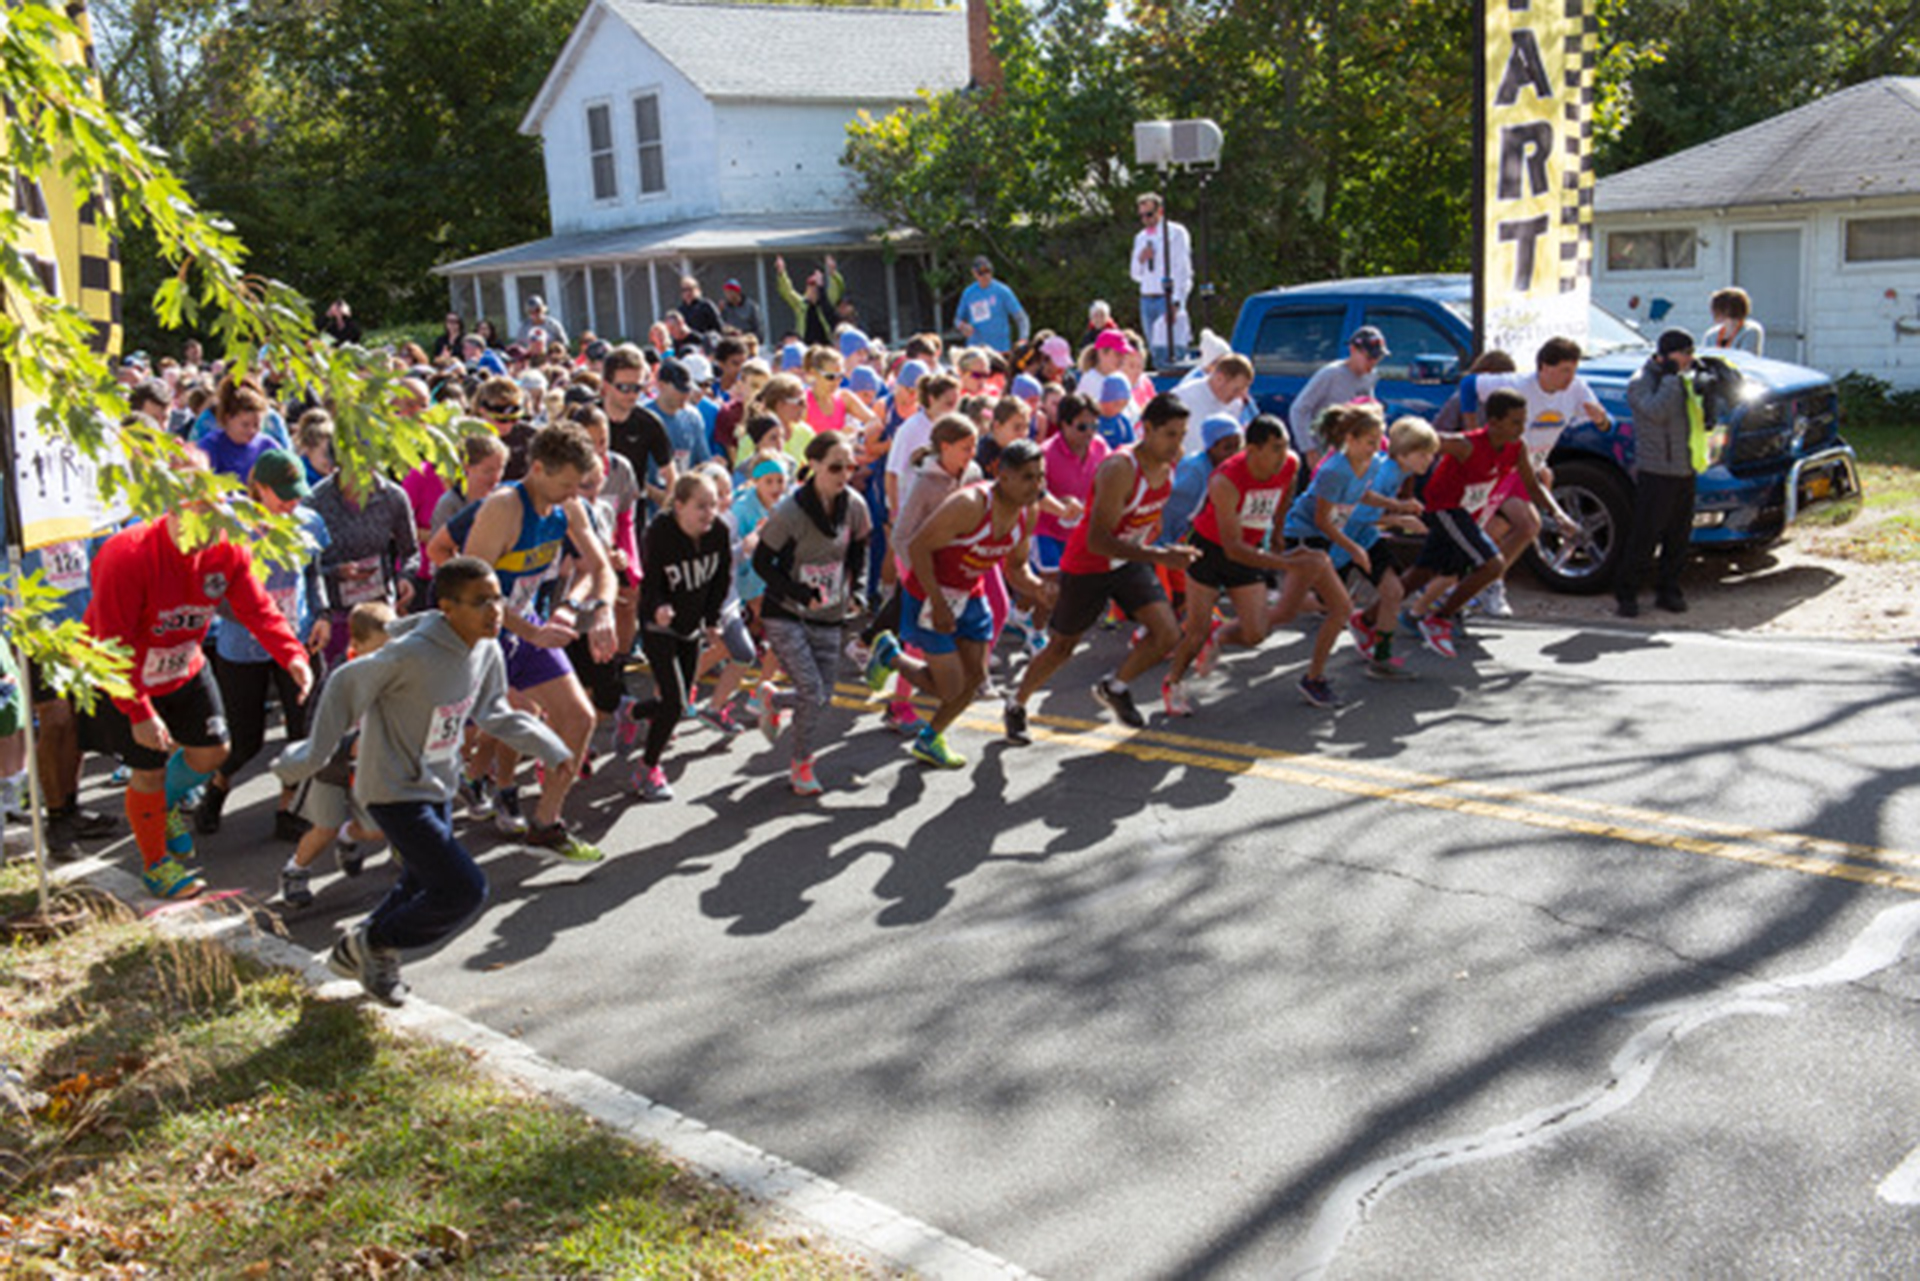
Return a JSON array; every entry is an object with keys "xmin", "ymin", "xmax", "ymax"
[
  {"xmin": 1615, "ymin": 595, "xmax": 1640, "ymax": 618},
  {"xmin": 52, "ymin": 805, "xmax": 118, "ymax": 840},
  {"xmin": 1004, "ymin": 700, "xmax": 1031, "ymax": 745},
  {"xmin": 327, "ymin": 922, "xmax": 408, "ymax": 1005},
  {"xmin": 1655, "ymin": 590, "xmax": 1688, "ymax": 614},
  {"xmin": 280, "ymin": 865, "xmax": 314, "ymax": 908},
  {"xmin": 274, "ymin": 810, "xmax": 311, "ymax": 843},
  {"xmin": 195, "ymin": 782, "xmax": 228, "ymax": 836},
  {"xmin": 1091, "ymin": 680, "xmax": 1145, "ymax": 729}
]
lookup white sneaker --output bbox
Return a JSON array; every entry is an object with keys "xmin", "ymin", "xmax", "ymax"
[{"xmin": 1478, "ymin": 580, "xmax": 1514, "ymax": 618}]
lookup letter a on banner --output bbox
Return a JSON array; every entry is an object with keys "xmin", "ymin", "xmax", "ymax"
[{"xmin": 1473, "ymin": 0, "xmax": 1597, "ymax": 357}]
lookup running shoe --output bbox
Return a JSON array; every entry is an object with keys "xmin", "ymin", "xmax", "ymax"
[
  {"xmin": 1092, "ymin": 680, "xmax": 1146, "ymax": 729},
  {"xmin": 1365, "ymin": 657, "xmax": 1414, "ymax": 682},
  {"xmin": 460, "ymin": 774, "xmax": 495, "ymax": 819},
  {"xmin": 526, "ymin": 819, "xmax": 605, "ymax": 862},
  {"xmin": 753, "ymin": 681, "xmax": 784, "ymax": 746},
  {"xmin": 789, "ymin": 756, "xmax": 823, "ymax": 796},
  {"xmin": 1297, "ymin": 675, "xmax": 1342, "ymax": 709},
  {"xmin": 56, "ymin": 806, "xmax": 118, "ymax": 839},
  {"xmin": 164, "ymin": 804, "xmax": 194, "ymax": 859},
  {"xmin": 1004, "ymin": 699, "xmax": 1031, "ymax": 746},
  {"xmin": 1162, "ymin": 678, "xmax": 1195, "ymax": 718},
  {"xmin": 142, "ymin": 856, "xmax": 204, "ymax": 900},
  {"xmin": 327, "ymin": 921, "xmax": 408, "ymax": 1006},
  {"xmin": 336, "ymin": 839, "xmax": 365, "ymax": 878},
  {"xmin": 694, "ymin": 702, "xmax": 742, "ymax": 735},
  {"xmin": 908, "ymin": 728, "xmax": 967, "ymax": 770},
  {"xmin": 613, "ymin": 696, "xmax": 646, "ymax": 750},
  {"xmin": 493, "ymin": 789, "xmax": 529, "ymax": 836},
  {"xmin": 634, "ymin": 763, "xmax": 674, "ymax": 802},
  {"xmin": 1417, "ymin": 613, "xmax": 1458, "ymax": 660},
  {"xmin": 194, "ymin": 781, "xmax": 228, "ymax": 835},
  {"xmin": 865, "ymin": 631, "xmax": 902, "ymax": 693},
  {"xmin": 1194, "ymin": 617, "xmax": 1229, "ymax": 677},
  {"xmin": 883, "ymin": 701, "xmax": 924, "ymax": 735},
  {"xmin": 280, "ymin": 865, "xmax": 314, "ymax": 908},
  {"xmin": 1477, "ymin": 580, "xmax": 1514, "ymax": 618},
  {"xmin": 1348, "ymin": 609, "xmax": 1378, "ymax": 657}
]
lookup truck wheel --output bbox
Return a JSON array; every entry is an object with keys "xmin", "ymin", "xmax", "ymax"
[{"xmin": 1527, "ymin": 458, "xmax": 1631, "ymax": 595}]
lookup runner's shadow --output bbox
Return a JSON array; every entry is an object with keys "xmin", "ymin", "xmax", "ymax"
[{"xmin": 1539, "ymin": 629, "xmax": 1674, "ymax": 665}]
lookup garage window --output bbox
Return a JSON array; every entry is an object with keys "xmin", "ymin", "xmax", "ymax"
[
  {"xmin": 1845, "ymin": 215, "xmax": 1920, "ymax": 263},
  {"xmin": 1605, "ymin": 228, "xmax": 1696, "ymax": 272}
]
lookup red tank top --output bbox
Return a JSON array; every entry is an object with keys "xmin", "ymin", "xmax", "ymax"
[
  {"xmin": 1423, "ymin": 429, "xmax": 1522, "ymax": 512},
  {"xmin": 1191, "ymin": 450, "xmax": 1296, "ymax": 548},
  {"xmin": 1060, "ymin": 450, "xmax": 1172, "ymax": 574},
  {"xmin": 903, "ymin": 483, "xmax": 1035, "ymax": 601}
]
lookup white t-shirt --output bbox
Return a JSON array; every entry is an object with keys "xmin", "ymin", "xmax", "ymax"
[
  {"xmin": 886, "ymin": 410, "xmax": 935, "ymax": 483},
  {"xmin": 1171, "ymin": 370, "xmax": 1253, "ymax": 455},
  {"xmin": 1470, "ymin": 371, "xmax": 1605, "ymax": 467}
]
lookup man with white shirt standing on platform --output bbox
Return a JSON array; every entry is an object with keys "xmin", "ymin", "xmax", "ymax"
[{"xmin": 1132, "ymin": 193, "xmax": 1192, "ymax": 363}]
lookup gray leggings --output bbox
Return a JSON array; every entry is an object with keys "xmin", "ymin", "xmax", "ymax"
[{"xmin": 762, "ymin": 615, "xmax": 845, "ymax": 762}]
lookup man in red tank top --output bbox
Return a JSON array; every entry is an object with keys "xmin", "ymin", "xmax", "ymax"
[{"xmin": 1005, "ymin": 394, "xmax": 1201, "ymax": 741}]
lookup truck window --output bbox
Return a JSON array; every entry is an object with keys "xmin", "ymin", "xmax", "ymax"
[
  {"xmin": 1249, "ymin": 306, "xmax": 1347, "ymax": 377},
  {"xmin": 1360, "ymin": 307, "xmax": 1468, "ymax": 383}
]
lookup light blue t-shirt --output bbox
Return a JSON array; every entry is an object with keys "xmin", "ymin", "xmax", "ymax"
[
  {"xmin": 1333, "ymin": 456, "xmax": 1408, "ymax": 569},
  {"xmin": 953, "ymin": 280, "xmax": 1027, "ymax": 353},
  {"xmin": 1282, "ymin": 448, "xmax": 1388, "ymax": 546},
  {"xmin": 217, "ymin": 506, "xmax": 330, "ymax": 663}
]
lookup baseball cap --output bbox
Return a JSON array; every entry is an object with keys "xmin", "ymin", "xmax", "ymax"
[
  {"xmin": 656, "ymin": 359, "xmax": 693, "ymax": 393},
  {"xmin": 1094, "ymin": 330, "xmax": 1130, "ymax": 354},
  {"xmin": 895, "ymin": 359, "xmax": 930, "ymax": 391},
  {"xmin": 250, "ymin": 448, "xmax": 310, "ymax": 501},
  {"xmin": 845, "ymin": 366, "xmax": 880, "ymax": 395},
  {"xmin": 1201, "ymin": 414, "xmax": 1242, "ymax": 449},
  {"xmin": 1098, "ymin": 373, "xmax": 1132, "ymax": 404},
  {"xmin": 505, "ymin": 343, "xmax": 528, "ymax": 362},
  {"xmin": 517, "ymin": 370, "xmax": 549, "ymax": 395},
  {"xmin": 838, "ymin": 328, "xmax": 871, "ymax": 359},
  {"xmin": 779, "ymin": 342, "xmax": 805, "ymax": 371},
  {"xmin": 1657, "ymin": 327, "xmax": 1695, "ymax": 357},
  {"xmin": 1350, "ymin": 326, "xmax": 1389, "ymax": 359},
  {"xmin": 584, "ymin": 338, "xmax": 612, "ymax": 363},
  {"xmin": 681, "ymin": 352, "xmax": 715, "ymax": 386},
  {"xmin": 1011, "ymin": 372, "xmax": 1043, "ymax": 401},
  {"xmin": 527, "ymin": 295, "xmax": 547, "ymax": 310},
  {"xmin": 723, "ymin": 278, "xmax": 743, "ymax": 295},
  {"xmin": 971, "ymin": 255, "xmax": 993, "ymax": 273},
  {"xmin": 1040, "ymin": 335, "xmax": 1072, "ymax": 368}
]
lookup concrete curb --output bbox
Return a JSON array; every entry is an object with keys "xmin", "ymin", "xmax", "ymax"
[{"xmin": 64, "ymin": 860, "xmax": 1042, "ymax": 1281}]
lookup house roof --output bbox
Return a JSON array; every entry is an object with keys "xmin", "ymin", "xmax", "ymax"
[
  {"xmin": 523, "ymin": 0, "xmax": 969, "ymax": 132},
  {"xmin": 1598, "ymin": 77, "xmax": 1920, "ymax": 214},
  {"xmin": 432, "ymin": 212, "xmax": 903, "ymax": 275}
]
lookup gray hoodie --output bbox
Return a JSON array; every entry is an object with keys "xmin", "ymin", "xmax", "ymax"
[{"xmin": 273, "ymin": 612, "xmax": 569, "ymax": 806}]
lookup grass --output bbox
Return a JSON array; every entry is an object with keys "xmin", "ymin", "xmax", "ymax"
[
  {"xmin": 0, "ymin": 864, "xmax": 866, "ymax": 1278},
  {"xmin": 1792, "ymin": 418, "xmax": 1920, "ymax": 564}
]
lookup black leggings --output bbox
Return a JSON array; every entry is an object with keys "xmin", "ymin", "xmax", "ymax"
[
  {"xmin": 632, "ymin": 631, "xmax": 700, "ymax": 766},
  {"xmin": 566, "ymin": 633, "xmax": 628, "ymax": 715},
  {"xmin": 212, "ymin": 651, "xmax": 317, "ymax": 783}
]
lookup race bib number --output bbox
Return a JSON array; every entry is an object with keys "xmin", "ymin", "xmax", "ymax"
[
  {"xmin": 268, "ymin": 582, "xmax": 300, "ymax": 621},
  {"xmin": 338, "ymin": 554, "xmax": 386, "ymax": 606},
  {"xmin": 674, "ymin": 448, "xmax": 692, "ymax": 472},
  {"xmin": 797, "ymin": 561, "xmax": 844, "ymax": 607},
  {"xmin": 970, "ymin": 299, "xmax": 994, "ymax": 324},
  {"xmin": 142, "ymin": 641, "xmax": 198, "ymax": 687},
  {"xmin": 1327, "ymin": 502, "xmax": 1356, "ymax": 529},
  {"xmin": 508, "ymin": 570, "xmax": 549, "ymax": 616},
  {"xmin": 42, "ymin": 541, "xmax": 89, "ymax": 593},
  {"xmin": 424, "ymin": 694, "xmax": 474, "ymax": 763},
  {"xmin": 1242, "ymin": 490, "xmax": 1282, "ymax": 531},
  {"xmin": 1462, "ymin": 481, "xmax": 1495, "ymax": 512}
]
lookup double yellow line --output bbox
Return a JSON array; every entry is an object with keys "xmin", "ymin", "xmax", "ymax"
[{"xmin": 832, "ymin": 682, "xmax": 1920, "ymax": 896}]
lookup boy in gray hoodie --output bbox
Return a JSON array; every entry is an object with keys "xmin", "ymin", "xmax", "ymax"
[{"xmin": 275, "ymin": 555, "xmax": 581, "ymax": 1005}]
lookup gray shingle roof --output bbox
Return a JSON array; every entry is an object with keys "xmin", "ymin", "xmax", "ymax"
[
  {"xmin": 600, "ymin": 0, "xmax": 970, "ymax": 102},
  {"xmin": 1597, "ymin": 77, "xmax": 1920, "ymax": 213},
  {"xmin": 432, "ymin": 212, "xmax": 898, "ymax": 274}
]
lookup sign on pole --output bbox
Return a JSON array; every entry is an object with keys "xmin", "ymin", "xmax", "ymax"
[{"xmin": 1473, "ymin": 0, "xmax": 1597, "ymax": 357}]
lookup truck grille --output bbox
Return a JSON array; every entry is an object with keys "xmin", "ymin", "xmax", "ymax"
[{"xmin": 1727, "ymin": 388, "xmax": 1837, "ymax": 469}]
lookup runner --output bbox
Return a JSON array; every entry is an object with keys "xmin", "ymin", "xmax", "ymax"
[
  {"xmin": 1006, "ymin": 393, "xmax": 1199, "ymax": 740},
  {"xmin": 457, "ymin": 420, "xmax": 617, "ymax": 857},
  {"xmin": 866, "ymin": 439, "xmax": 1049, "ymax": 768},
  {"xmin": 275, "ymin": 556, "xmax": 575, "ymax": 1005},
  {"xmin": 80, "ymin": 465, "xmax": 314, "ymax": 899},
  {"xmin": 748, "ymin": 431, "xmax": 872, "ymax": 795}
]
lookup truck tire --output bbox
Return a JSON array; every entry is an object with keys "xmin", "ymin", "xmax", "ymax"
[{"xmin": 1526, "ymin": 458, "xmax": 1632, "ymax": 595}]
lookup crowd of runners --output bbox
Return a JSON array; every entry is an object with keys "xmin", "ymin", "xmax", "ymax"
[{"xmin": 12, "ymin": 269, "xmax": 1660, "ymax": 1004}]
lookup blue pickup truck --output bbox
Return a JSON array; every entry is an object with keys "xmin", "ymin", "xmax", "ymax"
[{"xmin": 1173, "ymin": 274, "xmax": 1860, "ymax": 593}]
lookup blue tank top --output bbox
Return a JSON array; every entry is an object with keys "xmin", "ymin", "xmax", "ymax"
[{"xmin": 491, "ymin": 482, "xmax": 569, "ymax": 618}]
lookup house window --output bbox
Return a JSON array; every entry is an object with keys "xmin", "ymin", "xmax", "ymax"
[
  {"xmin": 1605, "ymin": 229, "xmax": 1696, "ymax": 272},
  {"xmin": 1845, "ymin": 215, "xmax": 1920, "ymax": 263},
  {"xmin": 634, "ymin": 93, "xmax": 665, "ymax": 196},
  {"xmin": 586, "ymin": 102, "xmax": 617, "ymax": 202}
]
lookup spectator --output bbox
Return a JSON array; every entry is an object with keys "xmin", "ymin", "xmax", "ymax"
[
  {"xmin": 773, "ymin": 255, "xmax": 842, "ymax": 347},
  {"xmin": 430, "ymin": 312, "xmax": 465, "ymax": 361},
  {"xmin": 720, "ymin": 278, "xmax": 763, "ymax": 340},
  {"xmin": 1703, "ymin": 286, "xmax": 1764, "ymax": 356},
  {"xmin": 321, "ymin": 300, "xmax": 361, "ymax": 345},
  {"xmin": 1131, "ymin": 193, "xmax": 1192, "ymax": 360},
  {"xmin": 520, "ymin": 294, "xmax": 570, "ymax": 349},
  {"xmin": 953, "ymin": 256, "xmax": 1030, "ymax": 354},
  {"xmin": 678, "ymin": 276, "xmax": 723, "ymax": 336},
  {"xmin": 1617, "ymin": 329, "xmax": 1705, "ymax": 617},
  {"xmin": 1288, "ymin": 326, "xmax": 1388, "ymax": 456}
]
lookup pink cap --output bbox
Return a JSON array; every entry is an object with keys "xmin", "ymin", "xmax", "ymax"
[
  {"xmin": 1041, "ymin": 336, "xmax": 1072, "ymax": 367},
  {"xmin": 1094, "ymin": 330, "xmax": 1130, "ymax": 354}
]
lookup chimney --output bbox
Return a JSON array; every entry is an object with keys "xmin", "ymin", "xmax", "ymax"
[{"xmin": 967, "ymin": 0, "xmax": 1002, "ymax": 92}]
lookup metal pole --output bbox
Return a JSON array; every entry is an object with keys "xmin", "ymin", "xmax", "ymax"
[
  {"xmin": 1161, "ymin": 182, "xmax": 1175, "ymax": 370},
  {"xmin": 6, "ymin": 557, "xmax": 51, "ymax": 917}
]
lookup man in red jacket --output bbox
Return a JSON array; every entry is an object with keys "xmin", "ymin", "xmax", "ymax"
[{"xmin": 81, "ymin": 508, "xmax": 312, "ymax": 898}]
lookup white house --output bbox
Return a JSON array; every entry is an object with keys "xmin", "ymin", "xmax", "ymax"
[
  {"xmin": 434, "ymin": 0, "xmax": 974, "ymax": 344},
  {"xmin": 1593, "ymin": 77, "xmax": 1920, "ymax": 387}
]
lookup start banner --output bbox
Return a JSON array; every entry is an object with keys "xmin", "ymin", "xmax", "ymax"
[{"xmin": 1474, "ymin": 0, "xmax": 1597, "ymax": 357}]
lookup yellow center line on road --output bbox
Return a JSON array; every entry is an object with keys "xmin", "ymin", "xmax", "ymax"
[{"xmin": 830, "ymin": 682, "xmax": 1920, "ymax": 896}]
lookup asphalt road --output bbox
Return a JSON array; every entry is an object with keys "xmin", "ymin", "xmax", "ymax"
[{"xmin": 148, "ymin": 615, "xmax": 1920, "ymax": 1279}]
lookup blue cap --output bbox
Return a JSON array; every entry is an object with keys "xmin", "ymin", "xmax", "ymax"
[
  {"xmin": 1011, "ymin": 373, "xmax": 1043, "ymax": 401},
  {"xmin": 475, "ymin": 350, "xmax": 507, "ymax": 375},
  {"xmin": 1099, "ymin": 373, "xmax": 1132, "ymax": 404},
  {"xmin": 779, "ymin": 342, "xmax": 805, "ymax": 371},
  {"xmin": 895, "ymin": 359, "xmax": 930, "ymax": 391},
  {"xmin": 838, "ymin": 328, "xmax": 871, "ymax": 358},
  {"xmin": 1202, "ymin": 413, "xmax": 1242, "ymax": 448},
  {"xmin": 848, "ymin": 366, "xmax": 882, "ymax": 395}
]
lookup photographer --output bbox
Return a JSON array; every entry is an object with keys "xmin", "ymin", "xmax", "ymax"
[{"xmin": 1618, "ymin": 328, "xmax": 1709, "ymax": 616}]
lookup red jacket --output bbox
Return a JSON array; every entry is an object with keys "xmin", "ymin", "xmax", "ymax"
[{"xmin": 83, "ymin": 518, "xmax": 304, "ymax": 724}]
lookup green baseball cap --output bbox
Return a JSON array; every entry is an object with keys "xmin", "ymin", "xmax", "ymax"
[{"xmin": 250, "ymin": 448, "xmax": 310, "ymax": 501}]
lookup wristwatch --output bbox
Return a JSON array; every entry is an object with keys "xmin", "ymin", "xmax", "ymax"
[{"xmin": 566, "ymin": 597, "xmax": 606, "ymax": 617}]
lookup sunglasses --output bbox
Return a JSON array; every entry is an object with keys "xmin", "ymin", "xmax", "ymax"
[
  {"xmin": 610, "ymin": 381, "xmax": 643, "ymax": 394},
  {"xmin": 478, "ymin": 401, "xmax": 521, "ymax": 418},
  {"xmin": 1070, "ymin": 418, "xmax": 1095, "ymax": 430},
  {"xmin": 821, "ymin": 461, "xmax": 854, "ymax": 475}
]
